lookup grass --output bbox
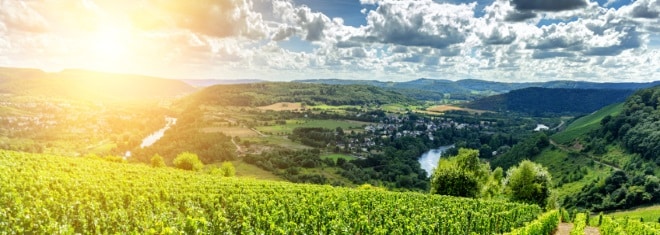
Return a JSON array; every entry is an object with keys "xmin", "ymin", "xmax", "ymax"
[
  {"xmin": 243, "ymin": 136, "xmax": 311, "ymax": 150},
  {"xmin": 257, "ymin": 102, "xmax": 304, "ymax": 111},
  {"xmin": 605, "ymin": 205, "xmax": 660, "ymax": 223},
  {"xmin": 551, "ymin": 103, "xmax": 624, "ymax": 144},
  {"xmin": 256, "ymin": 119, "xmax": 370, "ymax": 135},
  {"xmin": 228, "ymin": 160, "xmax": 282, "ymax": 181},
  {"xmin": 201, "ymin": 126, "xmax": 260, "ymax": 137},
  {"xmin": 425, "ymin": 105, "xmax": 488, "ymax": 114},
  {"xmin": 321, "ymin": 153, "xmax": 357, "ymax": 162},
  {"xmin": 532, "ymin": 148, "xmax": 613, "ymax": 201}
]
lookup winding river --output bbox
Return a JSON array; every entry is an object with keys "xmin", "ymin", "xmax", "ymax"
[{"xmin": 418, "ymin": 144, "xmax": 454, "ymax": 176}]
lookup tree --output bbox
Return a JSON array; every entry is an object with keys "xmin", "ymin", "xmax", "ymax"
[
  {"xmin": 220, "ymin": 162, "xmax": 236, "ymax": 177},
  {"xmin": 173, "ymin": 152, "xmax": 204, "ymax": 171},
  {"xmin": 150, "ymin": 154, "xmax": 166, "ymax": 168},
  {"xmin": 430, "ymin": 148, "xmax": 491, "ymax": 198},
  {"xmin": 504, "ymin": 160, "xmax": 552, "ymax": 207}
]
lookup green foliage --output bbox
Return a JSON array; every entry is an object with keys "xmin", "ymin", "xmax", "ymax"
[
  {"xmin": 220, "ymin": 162, "xmax": 236, "ymax": 177},
  {"xmin": 185, "ymin": 82, "xmax": 418, "ymax": 107},
  {"xmin": 504, "ymin": 160, "xmax": 553, "ymax": 207},
  {"xmin": 467, "ymin": 87, "xmax": 632, "ymax": 116},
  {"xmin": 492, "ymin": 133, "xmax": 549, "ymax": 170},
  {"xmin": 431, "ymin": 148, "xmax": 491, "ymax": 198},
  {"xmin": 570, "ymin": 213, "xmax": 587, "ymax": 235},
  {"xmin": 600, "ymin": 216, "xmax": 660, "ymax": 235},
  {"xmin": 551, "ymin": 103, "xmax": 623, "ymax": 144},
  {"xmin": 173, "ymin": 152, "xmax": 203, "ymax": 171},
  {"xmin": 506, "ymin": 210, "xmax": 560, "ymax": 235},
  {"xmin": 150, "ymin": 154, "xmax": 166, "ymax": 168},
  {"xmin": 0, "ymin": 150, "xmax": 544, "ymax": 234}
]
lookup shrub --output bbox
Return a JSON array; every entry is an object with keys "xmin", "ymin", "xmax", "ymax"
[
  {"xmin": 151, "ymin": 154, "xmax": 166, "ymax": 168},
  {"xmin": 220, "ymin": 162, "xmax": 235, "ymax": 177},
  {"xmin": 173, "ymin": 152, "xmax": 203, "ymax": 171}
]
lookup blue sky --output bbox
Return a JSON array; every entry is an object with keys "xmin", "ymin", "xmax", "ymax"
[{"xmin": 0, "ymin": 0, "xmax": 658, "ymax": 82}]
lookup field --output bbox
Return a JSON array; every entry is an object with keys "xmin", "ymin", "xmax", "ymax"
[
  {"xmin": 1, "ymin": 150, "xmax": 546, "ymax": 234},
  {"xmin": 321, "ymin": 153, "xmax": 357, "ymax": 162},
  {"xmin": 257, "ymin": 102, "xmax": 304, "ymax": 111},
  {"xmin": 256, "ymin": 119, "xmax": 370, "ymax": 135},
  {"xmin": 422, "ymin": 105, "xmax": 488, "ymax": 114},
  {"xmin": 551, "ymin": 103, "xmax": 624, "ymax": 144},
  {"xmin": 605, "ymin": 205, "xmax": 660, "ymax": 223},
  {"xmin": 228, "ymin": 160, "xmax": 282, "ymax": 181},
  {"xmin": 201, "ymin": 126, "xmax": 260, "ymax": 137}
]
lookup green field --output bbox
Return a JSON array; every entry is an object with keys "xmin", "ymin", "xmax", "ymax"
[
  {"xmin": 551, "ymin": 103, "xmax": 624, "ymax": 144},
  {"xmin": 1, "ymin": 150, "xmax": 544, "ymax": 234},
  {"xmin": 256, "ymin": 119, "xmax": 370, "ymax": 135},
  {"xmin": 605, "ymin": 205, "xmax": 660, "ymax": 223},
  {"xmin": 321, "ymin": 153, "xmax": 357, "ymax": 162}
]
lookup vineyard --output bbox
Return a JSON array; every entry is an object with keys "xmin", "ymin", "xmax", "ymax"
[{"xmin": 0, "ymin": 150, "xmax": 545, "ymax": 234}]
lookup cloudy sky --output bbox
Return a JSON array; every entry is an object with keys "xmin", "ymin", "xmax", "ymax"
[{"xmin": 0, "ymin": 0, "xmax": 658, "ymax": 82}]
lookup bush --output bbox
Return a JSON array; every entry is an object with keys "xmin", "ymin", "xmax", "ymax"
[
  {"xmin": 220, "ymin": 162, "xmax": 235, "ymax": 177},
  {"xmin": 173, "ymin": 152, "xmax": 203, "ymax": 171},
  {"xmin": 151, "ymin": 154, "xmax": 166, "ymax": 168}
]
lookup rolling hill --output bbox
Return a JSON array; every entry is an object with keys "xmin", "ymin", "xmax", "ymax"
[
  {"xmin": 299, "ymin": 78, "xmax": 660, "ymax": 101},
  {"xmin": 466, "ymin": 87, "xmax": 633, "ymax": 116},
  {"xmin": 551, "ymin": 103, "xmax": 624, "ymax": 144},
  {"xmin": 0, "ymin": 67, "xmax": 196, "ymax": 101},
  {"xmin": 182, "ymin": 82, "xmax": 418, "ymax": 107}
]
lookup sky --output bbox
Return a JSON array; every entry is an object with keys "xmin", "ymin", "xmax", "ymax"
[{"xmin": 0, "ymin": 0, "xmax": 658, "ymax": 82}]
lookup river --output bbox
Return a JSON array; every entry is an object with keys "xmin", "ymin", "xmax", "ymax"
[
  {"xmin": 140, "ymin": 117, "xmax": 177, "ymax": 148},
  {"xmin": 418, "ymin": 145, "xmax": 454, "ymax": 176}
]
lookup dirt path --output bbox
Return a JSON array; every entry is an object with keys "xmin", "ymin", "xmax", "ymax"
[
  {"xmin": 231, "ymin": 138, "xmax": 245, "ymax": 156},
  {"xmin": 549, "ymin": 140, "xmax": 621, "ymax": 171},
  {"xmin": 585, "ymin": 226, "xmax": 600, "ymax": 235},
  {"xmin": 249, "ymin": 127, "xmax": 268, "ymax": 137},
  {"xmin": 554, "ymin": 223, "xmax": 573, "ymax": 235},
  {"xmin": 553, "ymin": 223, "xmax": 601, "ymax": 235}
]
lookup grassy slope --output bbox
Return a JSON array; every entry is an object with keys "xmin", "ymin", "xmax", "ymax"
[
  {"xmin": 551, "ymin": 103, "xmax": 624, "ymax": 144},
  {"xmin": 605, "ymin": 205, "xmax": 660, "ymax": 223},
  {"xmin": 256, "ymin": 119, "xmax": 369, "ymax": 135},
  {"xmin": 532, "ymin": 148, "xmax": 614, "ymax": 200}
]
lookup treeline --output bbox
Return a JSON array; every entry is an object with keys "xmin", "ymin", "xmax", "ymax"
[
  {"xmin": 244, "ymin": 149, "xmax": 335, "ymax": 185},
  {"xmin": 181, "ymin": 82, "xmax": 417, "ymax": 107},
  {"xmin": 490, "ymin": 133, "xmax": 550, "ymax": 170},
  {"xmin": 597, "ymin": 86, "xmax": 660, "ymax": 160},
  {"xmin": 467, "ymin": 88, "xmax": 633, "ymax": 116}
]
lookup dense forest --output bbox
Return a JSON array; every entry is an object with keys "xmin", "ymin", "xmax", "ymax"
[
  {"xmin": 183, "ymin": 82, "xmax": 418, "ymax": 107},
  {"xmin": 467, "ymin": 88, "xmax": 634, "ymax": 116}
]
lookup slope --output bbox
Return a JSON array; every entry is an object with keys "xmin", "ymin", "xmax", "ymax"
[
  {"xmin": 1, "ymin": 149, "xmax": 543, "ymax": 234},
  {"xmin": 0, "ymin": 67, "xmax": 196, "ymax": 101},
  {"xmin": 466, "ymin": 88, "xmax": 632, "ymax": 116},
  {"xmin": 182, "ymin": 82, "xmax": 418, "ymax": 107},
  {"xmin": 551, "ymin": 103, "xmax": 624, "ymax": 144}
]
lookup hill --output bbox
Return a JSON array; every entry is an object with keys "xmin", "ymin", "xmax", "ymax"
[
  {"xmin": 551, "ymin": 103, "xmax": 624, "ymax": 144},
  {"xmin": 500, "ymin": 85, "xmax": 660, "ymax": 212},
  {"xmin": 299, "ymin": 78, "xmax": 660, "ymax": 101},
  {"xmin": 0, "ymin": 67, "xmax": 196, "ymax": 101},
  {"xmin": 466, "ymin": 88, "xmax": 633, "ymax": 116},
  {"xmin": 0, "ymin": 149, "xmax": 544, "ymax": 234},
  {"xmin": 183, "ymin": 82, "xmax": 417, "ymax": 107}
]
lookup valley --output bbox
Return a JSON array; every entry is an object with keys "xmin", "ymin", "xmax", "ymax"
[{"xmin": 1, "ymin": 67, "xmax": 660, "ymax": 233}]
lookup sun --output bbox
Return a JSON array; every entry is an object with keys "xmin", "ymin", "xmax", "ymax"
[{"xmin": 92, "ymin": 25, "xmax": 130, "ymax": 61}]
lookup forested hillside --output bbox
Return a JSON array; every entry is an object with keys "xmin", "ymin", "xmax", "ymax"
[
  {"xmin": 543, "ymin": 86, "xmax": 660, "ymax": 212},
  {"xmin": 466, "ymin": 88, "xmax": 633, "ymax": 116},
  {"xmin": 183, "ymin": 82, "xmax": 417, "ymax": 107}
]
